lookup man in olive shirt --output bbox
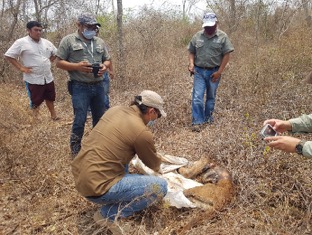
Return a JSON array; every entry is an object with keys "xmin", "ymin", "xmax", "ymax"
[
  {"xmin": 71, "ymin": 90, "xmax": 168, "ymax": 232},
  {"xmin": 188, "ymin": 12, "xmax": 234, "ymax": 132},
  {"xmin": 56, "ymin": 12, "xmax": 111, "ymax": 156}
]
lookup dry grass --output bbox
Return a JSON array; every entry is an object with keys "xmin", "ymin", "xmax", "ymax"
[{"xmin": 1, "ymin": 13, "xmax": 312, "ymax": 235}]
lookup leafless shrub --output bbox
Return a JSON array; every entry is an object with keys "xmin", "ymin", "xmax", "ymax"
[{"xmin": 0, "ymin": 8, "xmax": 312, "ymax": 235}]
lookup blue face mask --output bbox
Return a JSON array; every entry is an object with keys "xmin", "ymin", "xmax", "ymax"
[
  {"xmin": 82, "ymin": 29, "xmax": 96, "ymax": 39},
  {"xmin": 147, "ymin": 120, "xmax": 156, "ymax": 127}
]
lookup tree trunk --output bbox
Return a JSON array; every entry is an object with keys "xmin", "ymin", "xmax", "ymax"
[
  {"xmin": 302, "ymin": 0, "xmax": 311, "ymax": 27},
  {"xmin": 116, "ymin": 0, "xmax": 125, "ymax": 81},
  {"xmin": 229, "ymin": 0, "xmax": 236, "ymax": 33}
]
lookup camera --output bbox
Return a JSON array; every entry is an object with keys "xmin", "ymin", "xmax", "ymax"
[
  {"xmin": 260, "ymin": 124, "xmax": 277, "ymax": 139},
  {"xmin": 91, "ymin": 63, "xmax": 102, "ymax": 78}
]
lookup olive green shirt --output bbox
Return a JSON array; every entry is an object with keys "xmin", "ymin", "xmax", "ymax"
[
  {"xmin": 289, "ymin": 114, "xmax": 312, "ymax": 158},
  {"xmin": 71, "ymin": 105, "xmax": 162, "ymax": 197},
  {"xmin": 188, "ymin": 29, "xmax": 234, "ymax": 68},
  {"xmin": 56, "ymin": 31, "xmax": 110, "ymax": 82}
]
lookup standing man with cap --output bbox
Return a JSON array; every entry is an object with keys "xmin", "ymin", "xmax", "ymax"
[
  {"xmin": 56, "ymin": 12, "xmax": 111, "ymax": 156},
  {"xmin": 188, "ymin": 12, "xmax": 234, "ymax": 132},
  {"xmin": 71, "ymin": 90, "xmax": 168, "ymax": 233},
  {"xmin": 4, "ymin": 21, "xmax": 59, "ymax": 120}
]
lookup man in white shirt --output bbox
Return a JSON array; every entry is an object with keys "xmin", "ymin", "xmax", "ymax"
[{"xmin": 4, "ymin": 21, "xmax": 59, "ymax": 120}]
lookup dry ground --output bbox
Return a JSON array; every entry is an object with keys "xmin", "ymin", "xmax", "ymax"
[{"xmin": 1, "ymin": 25, "xmax": 312, "ymax": 234}]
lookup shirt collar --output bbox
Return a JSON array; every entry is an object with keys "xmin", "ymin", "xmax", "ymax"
[
  {"xmin": 201, "ymin": 29, "xmax": 219, "ymax": 38},
  {"xmin": 74, "ymin": 30, "xmax": 94, "ymax": 42},
  {"xmin": 27, "ymin": 35, "xmax": 41, "ymax": 43}
]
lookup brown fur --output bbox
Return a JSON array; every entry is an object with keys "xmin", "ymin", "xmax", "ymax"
[
  {"xmin": 184, "ymin": 179, "xmax": 234, "ymax": 210},
  {"xmin": 178, "ymin": 157, "xmax": 213, "ymax": 179},
  {"xmin": 178, "ymin": 159, "xmax": 235, "ymax": 234}
]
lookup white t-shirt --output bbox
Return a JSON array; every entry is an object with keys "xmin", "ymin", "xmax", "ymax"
[{"xmin": 5, "ymin": 35, "xmax": 57, "ymax": 85}]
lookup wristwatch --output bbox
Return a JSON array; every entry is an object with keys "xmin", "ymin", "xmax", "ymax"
[{"xmin": 295, "ymin": 140, "xmax": 306, "ymax": 155}]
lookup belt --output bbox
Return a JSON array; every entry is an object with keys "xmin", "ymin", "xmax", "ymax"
[
  {"xmin": 195, "ymin": 65, "xmax": 218, "ymax": 70},
  {"xmin": 72, "ymin": 80, "xmax": 103, "ymax": 85}
]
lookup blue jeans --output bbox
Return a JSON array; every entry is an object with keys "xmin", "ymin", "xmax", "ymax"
[
  {"xmin": 87, "ymin": 174, "xmax": 168, "ymax": 221},
  {"xmin": 87, "ymin": 72, "xmax": 110, "ymax": 113},
  {"xmin": 192, "ymin": 66, "xmax": 221, "ymax": 125},
  {"xmin": 70, "ymin": 80, "xmax": 106, "ymax": 155},
  {"xmin": 103, "ymin": 72, "xmax": 110, "ymax": 110}
]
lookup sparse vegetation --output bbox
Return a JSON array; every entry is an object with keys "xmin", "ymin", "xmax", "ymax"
[{"xmin": 1, "ymin": 3, "xmax": 312, "ymax": 235}]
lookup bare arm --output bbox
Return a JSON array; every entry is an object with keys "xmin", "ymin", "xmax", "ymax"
[
  {"xmin": 211, "ymin": 53, "xmax": 230, "ymax": 82},
  {"xmin": 264, "ymin": 136, "xmax": 300, "ymax": 153},
  {"xmin": 50, "ymin": 55, "xmax": 57, "ymax": 62},
  {"xmin": 5, "ymin": 56, "xmax": 32, "ymax": 74},
  {"xmin": 105, "ymin": 60, "xmax": 114, "ymax": 79},
  {"xmin": 188, "ymin": 52, "xmax": 195, "ymax": 74}
]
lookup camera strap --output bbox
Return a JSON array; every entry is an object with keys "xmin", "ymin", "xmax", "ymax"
[{"xmin": 82, "ymin": 41, "xmax": 94, "ymax": 61}]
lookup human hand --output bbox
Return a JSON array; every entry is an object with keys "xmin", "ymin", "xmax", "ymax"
[
  {"xmin": 20, "ymin": 66, "xmax": 32, "ymax": 74},
  {"xmin": 92, "ymin": 64, "xmax": 105, "ymax": 77},
  {"xmin": 263, "ymin": 119, "xmax": 292, "ymax": 133},
  {"xmin": 211, "ymin": 71, "xmax": 221, "ymax": 82},
  {"xmin": 264, "ymin": 136, "xmax": 301, "ymax": 153},
  {"xmin": 108, "ymin": 70, "xmax": 114, "ymax": 79},
  {"xmin": 77, "ymin": 61, "xmax": 93, "ymax": 73},
  {"xmin": 188, "ymin": 64, "xmax": 194, "ymax": 76}
]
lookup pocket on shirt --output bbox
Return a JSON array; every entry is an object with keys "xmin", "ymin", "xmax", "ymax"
[
  {"xmin": 72, "ymin": 44, "xmax": 84, "ymax": 51},
  {"xmin": 72, "ymin": 44, "xmax": 87, "ymax": 61},
  {"xmin": 195, "ymin": 40, "xmax": 204, "ymax": 48},
  {"xmin": 210, "ymin": 42, "xmax": 222, "ymax": 50},
  {"xmin": 95, "ymin": 47, "xmax": 104, "ymax": 54}
]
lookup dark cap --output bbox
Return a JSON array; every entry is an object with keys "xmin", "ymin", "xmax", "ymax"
[
  {"xmin": 78, "ymin": 13, "xmax": 101, "ymax": 26},
  {"xmin": 26, "ymin": 21, "xmax": 42, "ymax": 29}
]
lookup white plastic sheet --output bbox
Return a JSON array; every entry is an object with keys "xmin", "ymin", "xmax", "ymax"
[{"xmin": 131, "ymin": 154, "xmax": 203, "ymax": 208}]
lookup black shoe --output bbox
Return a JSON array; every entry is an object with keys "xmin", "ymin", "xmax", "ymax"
[
  {"xmin": 191, "ymin": 124, "xmax": 201, "ymax": 132},
  {"xmin": 70, "ymin": 134, "xmax": 81, "ymax": 157}
]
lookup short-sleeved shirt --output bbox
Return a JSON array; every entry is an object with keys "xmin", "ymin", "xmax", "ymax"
[
  {"xmin": 56, "ymin": 32, "xmax": 111, "ymax": 82},
  {"xmin": 71, "ymin": 105, "xmax": 162, "ymax": 197},
  {"xmin": 188, "ymin": 29, "xmax": 234, "ymax": 68},
  {"xmin": 4, "ymin": 36, "xmax": 57, "ymax": 85}
]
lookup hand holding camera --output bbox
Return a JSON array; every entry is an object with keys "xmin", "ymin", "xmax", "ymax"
[
  {"xmin": 91, "ymin": 63, "xmax": 103, "ymax": 78},
  {"xmin": 260, "ymin": 124, "xmax": 277, "ymax": 139},
  {"xmin": 262, "ymin": 119, "xmax": 292, "ymax": 134}
]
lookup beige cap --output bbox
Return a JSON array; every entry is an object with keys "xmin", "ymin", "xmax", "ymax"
[
  {"xmin": 139, "ymin": 90, "xmax": 167, "ymax": 118},
  {"xmin": 303, "ymin": 71, "xmax": 312, "ymax": 84}
]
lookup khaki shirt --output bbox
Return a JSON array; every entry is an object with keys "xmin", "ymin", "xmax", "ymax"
[
  {"xmin": 71, "ymin": 105, "xmax": 162, "ymax": 197},
  {"xmin": 188, "ymin": 29, "xmax": 234, "ymax": 68},
  {"xmin": 56, "ymin": 32, "xmax": 110, "ymax": 82},
  {"xmin": 289, "ymin": 114, "xmax": 312, "ymax": 158}
]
